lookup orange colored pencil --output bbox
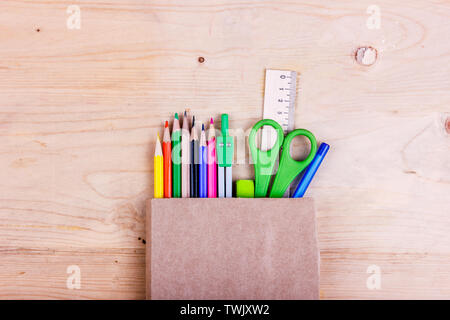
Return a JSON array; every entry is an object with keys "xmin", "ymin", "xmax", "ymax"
[{"xmin": 163, "ymin": 121, "xmax": 172, "ymax": 198}]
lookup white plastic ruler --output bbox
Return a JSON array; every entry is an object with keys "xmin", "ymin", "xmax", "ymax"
[{"xmin": 261, "ymin": 69, "xmax": 297, "ymax": 151}]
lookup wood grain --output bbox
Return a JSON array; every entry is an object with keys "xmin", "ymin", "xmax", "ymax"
[
  {"xmin": 0, "ymin": 0, "xmax": 449, "ymax": 299},
  {"xmin": 0, "ymin": 247, "xmax": 145, "ymax": 299}
]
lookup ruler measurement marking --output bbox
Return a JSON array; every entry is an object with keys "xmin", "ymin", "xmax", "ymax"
[{"xmin": 261, "ymin": 69, "xmax": 297, "ymax": 151}]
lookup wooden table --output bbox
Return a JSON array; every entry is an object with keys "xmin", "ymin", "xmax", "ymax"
[{"xmin": 1, "ymin": 0, "xmax": 449, "ymax": 299}]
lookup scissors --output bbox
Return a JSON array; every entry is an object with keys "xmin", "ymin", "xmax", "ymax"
[{"xmin": 249, "ymin": 119, "xmax": 317, "ymax": 198}]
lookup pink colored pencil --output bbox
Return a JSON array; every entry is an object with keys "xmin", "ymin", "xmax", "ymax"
[{"xmin": 207, "ymin": 118, "xmax": 217, "ymax": 198}]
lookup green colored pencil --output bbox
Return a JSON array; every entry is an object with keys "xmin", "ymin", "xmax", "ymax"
[{"xmin": 172, "ymin": 113, "xmax": 181, "ymax": 197}]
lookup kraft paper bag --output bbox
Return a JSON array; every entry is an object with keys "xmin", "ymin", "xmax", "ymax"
[{"xmin": 146, "ymin": 198, "xmax": 319, "ymax": 300}]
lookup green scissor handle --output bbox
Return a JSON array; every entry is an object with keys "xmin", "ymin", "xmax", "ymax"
[
  {"xmin": 249, "ymin": 119, "xmax": 284, "ymax": 198},
  {"xmin": 269, "ymin": 129, "xmax": 317, "ymax": 198}
]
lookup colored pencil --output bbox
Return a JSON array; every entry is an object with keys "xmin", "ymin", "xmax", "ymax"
[
  {"xmin": 207, "ymin": 118, "xmax": 217, "ymax": 198},
  {"xmin": 190, "ymin": 116, "xmax": 199, "ymax": 198},
  {"xmin": 181, "ymin": 110, "xmax": 190, "ymax": 197},
  {"xmin": 162, "ymin": 120, "xmax": 172, "ymax": 198},
  {"xmin": 154, "ymin": 133, "xmax": 164, "ymax": 198},
  {"xmin": 199, "ymin": 123, "xmax": 207, "ymax": 198},
  {"xmin": 171, "ymin": 113, "xmax": 181, "ymax": 198}
]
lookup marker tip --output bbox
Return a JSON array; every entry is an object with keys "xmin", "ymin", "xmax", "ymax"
[
  {"xmin": 164, "ymin": 121, "xmax": 168, "ymax": 128},
  {"xmin": 174, "ymin": 113, "xmax": 178, "ymax": 120},
  {"xmin": 210, "ymin": 117, "xmax": 214, "ymax": 124}
]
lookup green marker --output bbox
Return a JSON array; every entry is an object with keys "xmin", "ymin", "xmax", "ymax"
[
  {"xmin": 217, "ymin": 114, "xmax": 234, "ymax": 197},
  {"xmin": 172, "ymin": 113, "xmax": 181, "ymax": 197}
]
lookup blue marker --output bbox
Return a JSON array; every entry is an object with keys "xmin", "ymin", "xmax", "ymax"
[
  {"xmin": 199, "ymin": 124, "xmax": 208, "ymax": 198},
  {"xmin": 292, "ymin": 143, "xmax": 330, "ymax": 198}
]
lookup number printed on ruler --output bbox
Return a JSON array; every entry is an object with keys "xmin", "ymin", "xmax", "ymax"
[{"xmin": 261, "ymin": 69, "xmax": 297, "ymax": 151}]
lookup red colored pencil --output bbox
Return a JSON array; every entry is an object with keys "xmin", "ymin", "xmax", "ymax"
[{"xmin": 163, "ymin": 121, "xmax": 172, "ymax": 198}]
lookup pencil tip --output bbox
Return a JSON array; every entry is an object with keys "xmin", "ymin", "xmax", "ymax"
[
  {"xmin": 184, "ymin": 110, "xmax": 187, "ymax": 117},
  {"xmin": 202, "ymin": 123, "xmax": 205, "ymax": 130},
  {"xmin": 192, "ymin": 115, "xmax": 195, "ymax": 126},
  {"xmin": 210, "ymin": 117, "xmax": 213, "ymax": 124},
  {"xmin": 165, "ymin": 121, "xmax": 168, "ymax": 128},
  {"xmin": 174, "ymin": 113, "xmax": 178, "ymax": 120},
  {"xmin": 157, "ymin": 132, "xmax": 160, "ymax": 139}
]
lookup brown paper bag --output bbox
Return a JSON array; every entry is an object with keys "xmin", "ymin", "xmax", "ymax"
[{"xmin": 146, "ymin": 198, "xmax": 319, "ymax": 300}]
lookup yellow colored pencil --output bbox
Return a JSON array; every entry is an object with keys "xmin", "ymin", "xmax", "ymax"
[{"xmin": 154, "ymin": 133, "xmax": 164, "ymax": 198}]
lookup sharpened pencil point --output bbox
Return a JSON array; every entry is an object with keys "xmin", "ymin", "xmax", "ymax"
[
  {"xmin": 165, "ymin": 121, "xmax": 168, "ymax": 128},
  {"xmin": 175, "ymin": 113, "xmax": 178, "ymax": 120},
  {"xmin": 210, "ymin": 117, "xmax": 214, "ymax": 124},
  {"xmin": 202, "ymin": 123, "xmax": 205, "ymax": 131},
  {"xmin": 192, "ymin": 115, "xmax": 195, "ymax": 127}
]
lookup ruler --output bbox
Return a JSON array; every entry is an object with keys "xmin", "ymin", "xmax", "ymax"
[{"xmin": 261, "ymin": 69, "xmax": 297, "ymax": 151}]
